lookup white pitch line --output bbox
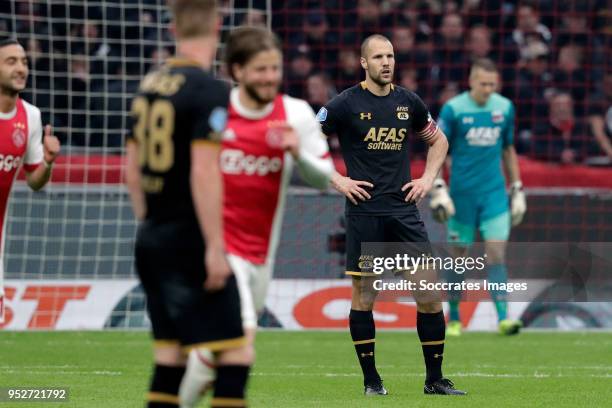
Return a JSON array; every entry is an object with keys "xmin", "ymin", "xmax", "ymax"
[
  {"xmin": 0, "ymin": 365, "xmax": 79, "ymax": 369},
  {"xmin": 2, "ymin": 369, "xmax": 122, "ymax": 376},
  {"xmin": 475, "ymin": 365, "xmax": 612, "ymax": 371},
  {"xmin": 282, "ymin": 364, "xmax": 612, "ymax": 371},
  {"xmin": 250, "ymin": 371, "xmax": 612, "ymax": 379}
]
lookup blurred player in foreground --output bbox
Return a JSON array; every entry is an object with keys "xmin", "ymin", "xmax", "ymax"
[
  {"xmin": 431, "ymin": 58, "xmax": 526, "ymax": 336},
  {"xmin": 0, "ymin": 38, "xmax": 60, "ymax": 325},
  {"xmin": 319, "ymin": 35, "xmax": 466, "ymax": 396},
  {"xmin": 126, "ymin": 1, "xmax": 251, "ymax": 407},
  {"xmin": 179, "ymin": 26, "xmax": 334, "ymax": 407}
]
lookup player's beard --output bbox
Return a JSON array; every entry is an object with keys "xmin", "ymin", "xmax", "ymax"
[
  {"xmin": 369, "ymin": 68, "xmax": 393, "ymax": 87},
  {"xmin": 244, "ymin": 81, "xmax": 277, "ymax": 106},
  {"xmin": 0, "ymin": 76, "xmax": 24, "ymax": 96}
]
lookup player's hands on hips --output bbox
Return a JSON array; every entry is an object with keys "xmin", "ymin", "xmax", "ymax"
[
  {"xmin": 43, "ymin": 124, "xmax": 61, "ymax": 164},
  {"xmin": 429, "ymin": 178, "xmax": 455, "ymax": 222},
  {"xmin": 509, "ymin": 181, "xmax": 526, "ymax": 226},
  {"xmin": 402, "ymin": 176, "xmax": 433, "ymax": 204},
  {"xmin": 204, "ymin": 246, "xmax": 232, "ymax": 291},
  {"xmin": 269, "ymin": 121, "xmax": 300, "ymax": 159},
  {"xmin": 331, "ymin": 172, "xmax": 373, "ymax": 205}
]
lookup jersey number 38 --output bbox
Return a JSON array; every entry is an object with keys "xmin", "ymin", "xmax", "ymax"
[{"xmin": 131, "ymin": 97, "xmax": 175, "ymax": 172}]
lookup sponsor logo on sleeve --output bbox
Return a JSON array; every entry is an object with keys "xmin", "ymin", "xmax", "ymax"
[
  {"xmin": 209, "ymin": 107, "xmax": 228, "ymax": 133},
  {"xmin": 316, "ymin": 107, "xmax": 327, "ymax": 122}
]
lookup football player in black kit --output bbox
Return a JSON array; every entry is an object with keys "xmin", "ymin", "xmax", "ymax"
[
  {"xmin": 125, "ymin": 1, "xmax": 251, "ymax": 407},
  {"xmin": 318, "ymin": 34, "xmax": 466, "ymax": 396}
]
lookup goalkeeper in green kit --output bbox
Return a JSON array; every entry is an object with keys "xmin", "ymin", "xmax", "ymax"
[{"xmin": 430, "ymin": 59, "xmax": 526, "ymax": 336}]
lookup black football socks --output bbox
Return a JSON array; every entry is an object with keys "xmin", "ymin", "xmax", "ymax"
[
  {"xmin": 350, "ymin": 309, "xmax": 381, "ymax": 385},
  {"xmin": 417, "ymin": 311, "xmax": 445, "ymax": 384},
  {"xmin": 147, "ymin": 364, "xmax": 185, "ymax": 407}
]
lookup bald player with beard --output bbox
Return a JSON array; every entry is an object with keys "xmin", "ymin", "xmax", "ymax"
[{"xmin": 318, "ymin": 34, "xmax": 466, "ymax": 396}]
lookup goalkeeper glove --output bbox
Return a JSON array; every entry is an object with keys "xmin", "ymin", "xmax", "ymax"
[
  {"xmin": 429, "ymin": 178, "xmax": 455, "ymax": 223},
  {"xmin": 509, "ymin": 181, "xmax": 526, "ymax": 226}
]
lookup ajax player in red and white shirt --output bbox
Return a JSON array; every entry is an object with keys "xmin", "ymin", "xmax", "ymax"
[
  {"xmin": 178, "ymin": 27, "xmax": 334, "ymax": 406},
  {"xmin": 0, "ymin": 39, "xmax": 61, "ymax": 324}
]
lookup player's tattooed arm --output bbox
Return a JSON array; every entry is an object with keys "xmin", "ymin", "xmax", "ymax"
[
  {"xmin": 125, "ymin": 139, "xmax": 146, "ymax": 220},
  {"xmin": 403, "ymin": 128, "xmax": 449, "ymax": 204},
  {"xmin": 330, "ymin": 172, "xmax": 373, "ymax": 205}
]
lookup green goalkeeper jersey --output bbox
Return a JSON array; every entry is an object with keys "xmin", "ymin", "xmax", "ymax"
[{"xmin": 438, "ymin": 91, "xmax": 515, "ymax": 196}]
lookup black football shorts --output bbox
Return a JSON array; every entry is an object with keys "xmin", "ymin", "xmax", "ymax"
[
  {"xmin": 345, "ymin": 211, "xmax": 432, "ymax": 277},
  {"xmin": 135, "ymin": 222, "xmax": 245, "ymax": 352}
]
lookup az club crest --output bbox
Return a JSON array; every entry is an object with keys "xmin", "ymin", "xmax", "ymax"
[{"xmin": 491, "ymin": 110, "xmax": 504, "ymax": 123}]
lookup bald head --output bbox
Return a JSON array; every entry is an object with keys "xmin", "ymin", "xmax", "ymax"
[
  {"xmin": 359, "ymin": 34, "xmax": 395, "ymax": 88},
  {"xmin": 360, "ymin": 34, "xmax": 392, "ymax": 58}
]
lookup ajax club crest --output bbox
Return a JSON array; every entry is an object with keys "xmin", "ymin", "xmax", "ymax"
[{"xmin": 12, "ymin": 122, "xmax": 26, "ymax": 148}]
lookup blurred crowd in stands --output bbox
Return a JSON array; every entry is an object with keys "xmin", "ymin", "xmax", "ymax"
[{"xmin": 0, "ymin": 0, "xmax": 610, "ymax": 165}]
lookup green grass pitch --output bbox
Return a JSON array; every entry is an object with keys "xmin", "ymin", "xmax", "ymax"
[{"xmin": 1, "ymin": 331, "xmax": 611, "ymax": 407}]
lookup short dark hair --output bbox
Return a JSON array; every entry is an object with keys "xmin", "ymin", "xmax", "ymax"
[
  {"xmin": 309, "ymin": 70, "xmax": 332, "ymax": 85},
  {"xmin": 360, "ymin": 34, "xmax": 391, "ymax": 58},
  {"xmin": 519, "ymin": 0, "xmax": 538, "ymax": 9},
  {"xmin": 225, "ymin": 26, "xmax": 281, "ymax": 81},
  {"xmin": 551, "ymin": 90, "xmax": 573, "ymax": 102},
  {"xmin": 470, "ymin": 58, "xmax": 497, "ymax": 75},
  {"xmin": 0, "ymin": 38, "xmax": 20, "ymax": 49}
]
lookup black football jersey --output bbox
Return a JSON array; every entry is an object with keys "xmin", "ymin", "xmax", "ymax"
[
  {"xmin": 127, "ymin": 58, "xmax": 229, "ymax": 228},
  {"xmin": 318, "ymin": 82, "xmax": 437, "ymax": 215}
]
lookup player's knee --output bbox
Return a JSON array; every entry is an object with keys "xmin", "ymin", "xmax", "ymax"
[
  {"xmin": 450, "ymin": 245, "xmax": 469, "ymax": 258},
  {"xmin": 485, "ymin": 241, "xmax": 506, "ymax": 264},
  {"xmin": 153, "ymin": 344, "xmax": 185, "ymax": 366},
  {"xmin": 416, "ymin": 301, "xmax": 443, "ymax": 313},
  {"xmin": 485, "ymin": 250, "xmax": 504, "ymax": 265},
  {"xmin": 487, "ymin": 254, "xmax": 504, "ymax": 265},
  {"xmin": 351, "ymin": 278, "xmax": 378, "ymax": 310},
  {"xmin": 244, "ymin": 327, "xmax": 257, "ymax": 345},
  {"xmin": 217, "ymin": 344, "xmax": 255, "ymax": 366},
  {"xmin": 351, "ymin": 291, "xmax": 376, "ymax": 310}
]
